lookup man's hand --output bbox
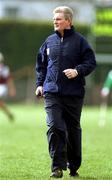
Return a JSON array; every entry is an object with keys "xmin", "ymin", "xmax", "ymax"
[
  {"xmin": 35, "ymin": 86, "xmax": 43, "ymax": 97},
  {"xmin": 63, "ymin": 69, "xmax": 78, "ymax": 79}
]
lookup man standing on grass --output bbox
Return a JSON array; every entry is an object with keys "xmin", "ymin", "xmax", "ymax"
[{"xmin": 35, "ymin": 6, "xmax": 96, "ymax": 178}]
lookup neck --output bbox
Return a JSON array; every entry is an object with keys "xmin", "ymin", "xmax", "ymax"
[
  {"xmin": 59, "ymin": 27, "xmax": 71, "ymax": 37},
  {"xmin": 60, "ymin": 31, "xmax": 64, "ymax": 37}
]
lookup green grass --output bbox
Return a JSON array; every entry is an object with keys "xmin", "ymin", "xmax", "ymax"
[{"xmin": 0, "ymin": 103, "xmax": 112, "ymax": 180}]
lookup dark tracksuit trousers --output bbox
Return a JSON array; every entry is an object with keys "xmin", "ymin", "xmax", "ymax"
[{"xmin": 44, "ymin": 93, "xmax": 83, "ymax": 172}]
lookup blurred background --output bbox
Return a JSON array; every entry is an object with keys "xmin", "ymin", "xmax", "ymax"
[{"xmin": 0, "ymin": 0, "xmax": 112, "ymax": 105}]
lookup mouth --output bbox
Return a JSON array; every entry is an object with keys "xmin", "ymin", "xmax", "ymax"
[{"xmin": 54, "ymin": 25, "xmax": 59, "ymax": 29}]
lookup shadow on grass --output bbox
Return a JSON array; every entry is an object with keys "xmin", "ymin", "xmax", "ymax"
[
  {"xmin": 78, "ymin": 177, "xmax": 97, "ymax": 179},
  {"xmin": 76, "ymin": 176, "xmax": 112, "ymax": 180},
  {"xmin": 62, "ymin": 175, "xmax": 97, "ymax": 180}
]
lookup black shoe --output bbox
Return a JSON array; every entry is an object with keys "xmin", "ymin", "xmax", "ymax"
[
  {"xmin": 50, "ymin": 169, "xmax": 63, "ymax": 178},
  {"xmin": 69, "ymin": 170, "xmax": 79, "ymax": 177}
]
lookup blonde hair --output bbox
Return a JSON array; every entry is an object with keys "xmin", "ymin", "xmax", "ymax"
[{"xmin": 53, "ymin": 6, "xmax": 73, "ymax": 24}]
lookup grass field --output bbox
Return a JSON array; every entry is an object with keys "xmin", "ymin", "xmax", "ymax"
[{"xmin": 0, "ymin": 103, "xmax": 112, "ymax": 180}]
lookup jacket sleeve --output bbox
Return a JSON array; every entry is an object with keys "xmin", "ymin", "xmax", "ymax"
[
  {"xmin": 35, "ymin": 42, "xmax": 48, "ymax": 87},
  {"xmin": 75, "ymin": 37, "xmax": 96, "ymax": 76}
]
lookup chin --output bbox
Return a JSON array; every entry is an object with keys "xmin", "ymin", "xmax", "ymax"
[
  {"xmin": 54, "ymin": 28, "xmax": 58, "ymax": 31},
  {"xmin": 54, "ymin": 26, "xmax": 59, "ymax": 30}
]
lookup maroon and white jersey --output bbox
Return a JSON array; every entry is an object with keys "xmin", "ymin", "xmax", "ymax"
[
  {"xmin": 0, "ymin": 63, "xmax": 10, "ymax": 97},
  {"xmin": 0, "ymin": 63, "xmax": 10, "ymax": 84}
]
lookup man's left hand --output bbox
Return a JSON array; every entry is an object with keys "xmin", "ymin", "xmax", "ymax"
[{"xmin": 63, "ymin": 69, "xmax": 78, "ymax": 79}]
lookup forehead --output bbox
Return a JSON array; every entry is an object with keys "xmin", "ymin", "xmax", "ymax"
[{"xmin": 53, "ymin": 12, "xmax": 65, "ymax": 20}]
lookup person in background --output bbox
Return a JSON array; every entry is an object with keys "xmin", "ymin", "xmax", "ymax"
[
  {"xmin": 35, "ymin": 6, "xmax": 96, "ymax": 178},
  {"xmin": 101, "ymin": 70, "xmax": 112, "ymax": 98},
  {"xmin": 0, "ymin": 52, "xmax": 16, "ymax": 121},
  {"xmin": 99, "ymin": 70, "xmax": 112, "ymax": 126}
]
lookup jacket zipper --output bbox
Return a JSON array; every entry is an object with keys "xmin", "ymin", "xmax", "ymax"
[
  {"xmin": 57, "ymin": 37, "xmax": 64, "ymax": 92},
  {"xmin": 61, "ymin": 37, "xmax": 63, "ymax": 43}
]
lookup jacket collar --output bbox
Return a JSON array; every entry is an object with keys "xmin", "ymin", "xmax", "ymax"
[{"xmin": 55, "ymin": 26, "xmax": 75, "ymax": 38}]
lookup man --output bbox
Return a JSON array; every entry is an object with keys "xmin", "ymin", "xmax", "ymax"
[
  {"xmin": 35, "ymin": 6, "xmax": 96, "ymax": 178},
  {"xmin": 0, "ymin": 52, "xmax": 16, "ymax": 121}
]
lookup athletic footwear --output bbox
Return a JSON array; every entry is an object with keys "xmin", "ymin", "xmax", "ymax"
[
  {"xmin": 50, "ymin": 169, "xmax": 63, "ymax": 178},
  {"xmin": 69, "ymin": 170, "xmax": 79, "ymax": 177}
]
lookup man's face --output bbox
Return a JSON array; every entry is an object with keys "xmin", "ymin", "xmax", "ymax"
[{"xmin": 53, "ymin": 12, "xmax": 71, "ymax": 33}]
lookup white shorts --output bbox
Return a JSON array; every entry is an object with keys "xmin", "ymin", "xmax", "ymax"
[{"xmin": 0, "ymin": 84, "xmax": 8, "ymax": 98}]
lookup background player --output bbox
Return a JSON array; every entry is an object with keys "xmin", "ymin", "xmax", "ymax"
[
  {"xmin": 0, "ymin": 52, "xmax": 16, "ymax": 121},
  {"xmin": 99, "ymin": 70, "xmax": 112, "ymax": 126}
]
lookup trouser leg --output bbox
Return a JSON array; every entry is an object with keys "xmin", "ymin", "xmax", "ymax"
[
  {"xmin": 47, "ymin": 127, "xmax": 67, "ymax": 171},
  {"xmin": 67, "ymin": 127, "xmax": 82, "ymax": 172},
  {"xmin": 44, "ymin": 94, "xmax": 67, "ymax": 171},
  {"xmin": 63, "ymin": 96, "xmax": 83, "ymax": 172}
]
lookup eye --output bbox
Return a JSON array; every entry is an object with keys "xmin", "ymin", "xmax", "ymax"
[{"xmin": 53, "ymin": 18, "xmax": 62, "ymax": 21}]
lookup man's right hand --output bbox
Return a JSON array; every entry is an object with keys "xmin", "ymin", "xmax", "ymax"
[{"xmin": 35, "ymin": 86, "xmax": 43, "ymax": 97}]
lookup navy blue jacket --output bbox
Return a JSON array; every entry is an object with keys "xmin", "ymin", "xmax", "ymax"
[{"xmin": 36, "ymin": 26, "xmax": 96, "ymax": 97}]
